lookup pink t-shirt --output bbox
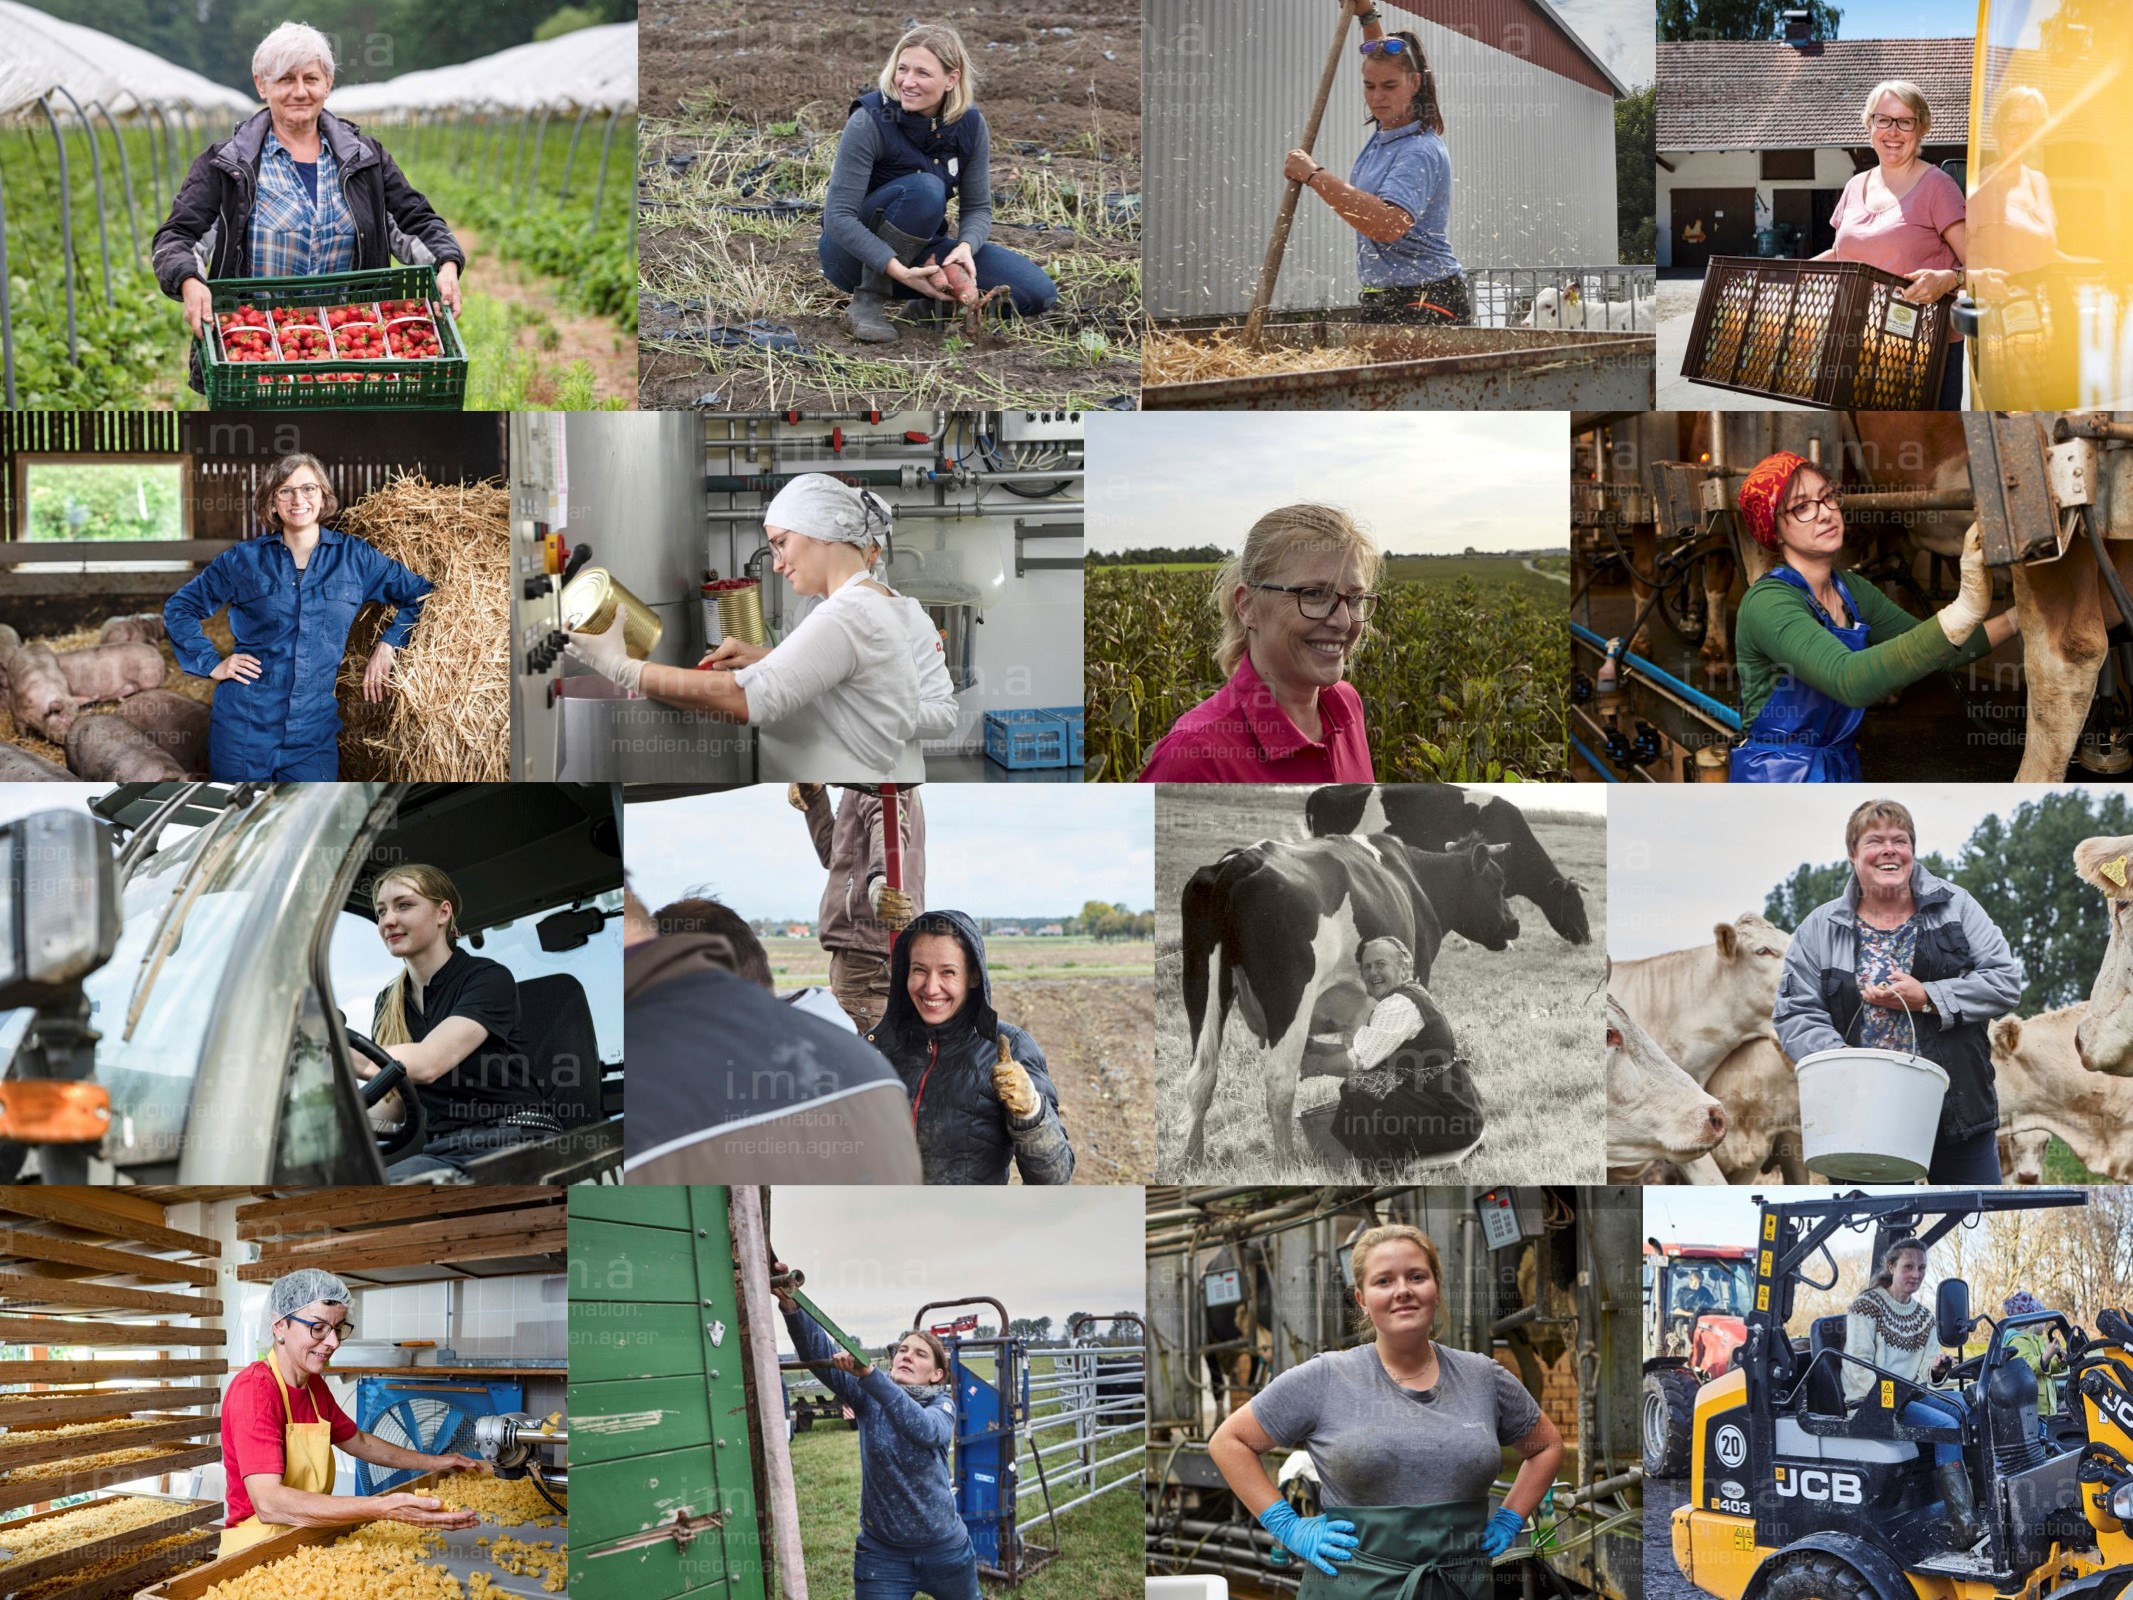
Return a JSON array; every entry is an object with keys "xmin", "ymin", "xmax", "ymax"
[
  {"xmin": 1831, "ymin": 164, "xmax": 1964, "ymax": 342},
  {"xmin": 1137, "ymin": 652, "xmax": 1375, "ymax": 783}
]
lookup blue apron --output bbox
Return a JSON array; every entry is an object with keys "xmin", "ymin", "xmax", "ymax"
[{"xmin": 1729, "ymin": 567, "xmax": 1869, "ymax": 783}]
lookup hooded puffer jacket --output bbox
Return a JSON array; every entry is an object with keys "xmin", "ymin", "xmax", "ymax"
[{"xmin": 865, "ymin": 909, "xmax": 1075, "ymax": 1185}]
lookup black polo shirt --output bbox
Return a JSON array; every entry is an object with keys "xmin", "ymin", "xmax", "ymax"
[{"xmin": 371, "ymin": 947, "xmax": 543, "ymax": 1135}]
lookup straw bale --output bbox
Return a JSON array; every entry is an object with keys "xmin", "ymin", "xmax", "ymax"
[
  {"xmin": 333, "ymin": 473, "xmax": 511, "ymax": 783},
  {"xmin": 1142, "ymin": 327, "xmax": 1360, "ymax": 385}
]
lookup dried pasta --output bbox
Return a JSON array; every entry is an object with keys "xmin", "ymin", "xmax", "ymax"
[
  {"xmin": 489, "ymin": 1536, "xmax": 566, "ymax": 1593},
  {"xmin": 197, "ymin": 1534, "xmax": 465, "ymax": 1600},
  {"xmin": 5, "ymin": 1444, "xmax": 171, "ymax": 1482},
  {"xmin": 5, "ymin": 1528, "xmax": 211, "ymax": 1600},
  {"xmin": 0, "ymin": 1497, "xmax": 176, "ymax": 1571},
  {"xmin": 430, "ymin": 1472, "xmax": 564, "ymax": 1528}
]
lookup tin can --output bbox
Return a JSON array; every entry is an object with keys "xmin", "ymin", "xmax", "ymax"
[{"xmin": 560, "ymin": 567, "xmax": 662, "ymax": 660}]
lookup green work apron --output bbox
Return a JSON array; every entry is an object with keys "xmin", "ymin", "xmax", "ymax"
[{"xmin": 1298, "ymin": 1500, "xmax": 1494, "ymax": 1600}]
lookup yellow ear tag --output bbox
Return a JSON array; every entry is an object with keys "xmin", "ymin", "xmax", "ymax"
[{"xmin": 2102, "ymin": 855, "xmax": 2129, "ymax": 889}]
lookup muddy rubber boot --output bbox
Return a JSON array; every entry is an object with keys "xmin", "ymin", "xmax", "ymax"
[
  {"xmin": 846, "ymin": 269, "xmax": 897, "ymax": 343},
  {"xmin": 1936, "ymin": 1458, "xmax": 1980, "ymax": 1548}
]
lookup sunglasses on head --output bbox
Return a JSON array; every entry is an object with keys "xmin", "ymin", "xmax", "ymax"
[{"xmin": 1359, "ymin": 38, "xmax": 1417, "ymax": 57}]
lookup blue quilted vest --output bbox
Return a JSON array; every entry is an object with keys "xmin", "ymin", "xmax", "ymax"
[{"xmin": 850, "ymin": 88, "xmax": 981, "ymax": 198}]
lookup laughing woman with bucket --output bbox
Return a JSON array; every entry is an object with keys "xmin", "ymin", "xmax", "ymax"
[
  {"xmin": 1772, "ymin": 798, "xmax": 2024, "ymax": 1183},
  {"xmin": 1206, "ymin": 1224, "xmax": 1564, "ymax": 1597}
]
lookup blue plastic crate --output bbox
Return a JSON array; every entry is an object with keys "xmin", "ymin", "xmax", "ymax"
[
  {"xmin": 984, "ymin": 709, "xmax": 1071, "ymax": 769},
  {"xmin": 1037, "ymin": 705, "xmax": 1085, "ymax": 767}
]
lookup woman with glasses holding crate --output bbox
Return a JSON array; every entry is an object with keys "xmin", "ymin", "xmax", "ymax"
[
  {"xmin": 1813, "ymin": 81, "xmax": 1969, "ymax": 409},
  {"xmin": 1139, "ymin": 503, "xmax": 1380, "ymax": 782},
  {"xmin": 1281, "ymin": 0, "xmax": 1469, "ymax": 327},
  {"xmin": 1728, "ymin": 452, "xmax": 2016, "ymax": 782},
  {"xmin": 164, "ymin": 452, "xmax": 433, "ymax": 780}
]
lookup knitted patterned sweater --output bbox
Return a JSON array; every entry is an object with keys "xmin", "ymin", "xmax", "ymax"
[{"xmin": 1841, "ymin": 1285, "xmax": 1937, "ymax": 1403}]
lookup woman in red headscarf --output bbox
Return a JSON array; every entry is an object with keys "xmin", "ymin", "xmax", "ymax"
[{"xmin": 1729, "ymin": 452, "xmax": 2019, "ymax": 781}]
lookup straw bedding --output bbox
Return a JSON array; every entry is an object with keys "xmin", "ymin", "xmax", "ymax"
[
  {"xmin": 0, "ymin": 623, "xmax": 224, "ymax": 771},
  {"xmin": 1142, "ymin": 327, "xmax": 1360, "ymax": 385},
  {"xmin": 334, "ymin": 474, "xmax": 511, "ymax": 783}
]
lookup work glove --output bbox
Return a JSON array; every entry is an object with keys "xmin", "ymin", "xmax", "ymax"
[
  {"xmin": 993, "ymin": 1034, "xmax": 1042, "ymax": 1123},
  {"xmin": 867, "ymin": 877, "xmax": 915, "ymax": 931},
  {"xmin": 1480, "ymin": 1506, "xmax": 1524, "ymax": 1558},
  {"xmin": 787, "ymin": 783, "xmax": 825, "ymax": 812},
  {"xmin": 564, "ymin": 612, "xmax": 644, "ymax": 693},
  {"xmin": 1257, "ymin": 1499, "xmax": 1359, "ymax": 1577},
  {"xmin": 1936, "ymin": 524, "xmax": 1992, "ymax": 646}
]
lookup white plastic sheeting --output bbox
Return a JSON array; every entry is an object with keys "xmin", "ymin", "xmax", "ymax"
[
  {"xmin": 0, "ymin": 0, "xmax": 253, "ymax": 118},
  {"xmin": 327, "ymin": 22, "xmax": 637, "ymax": 115}
]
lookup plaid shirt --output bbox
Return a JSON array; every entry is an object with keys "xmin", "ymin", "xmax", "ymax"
[{"xmin": 248, "ymin": 127, "xmax": 357, "ymax": 278}]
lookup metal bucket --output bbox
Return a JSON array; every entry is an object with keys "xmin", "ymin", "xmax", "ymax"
[
  {"xmin": 703, "ymin": 578, "xmax": 766, "ymax": 646},
  {"xmin": 924, "ymin": 600, "xmax": 977, "ymax": 689},
  {"xmin": 560, "ymin": 567, "xmax": 662, "ymax": 660}
]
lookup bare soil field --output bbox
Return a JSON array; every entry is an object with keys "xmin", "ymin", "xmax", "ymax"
[
  {"xmin": 637, "ymin": 0, "xmax": 1142, "ymax": 410},
  {"xmin": 1153, "ymin": 786, "xmax": 1606, "ymax": 1185}
]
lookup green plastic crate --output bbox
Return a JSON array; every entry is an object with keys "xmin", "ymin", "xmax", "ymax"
[{"xmin": 198, "ymin": 264, "xmax": 467, "ymax": 410}]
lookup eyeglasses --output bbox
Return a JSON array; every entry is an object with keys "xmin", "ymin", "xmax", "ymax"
[
  {"xmin": 1251, "ymin": 582, "xmax": 1380, "ymax": 621},
  {"xmin": 1359, "ymin": 38, "xmax": 1416, "ymax": 58},
  {"xmin": 283, "ymin": 1312, "xmax": 353, "ymax": 1342},
  {"xmin": 1870, "ymin": 114, "xmax": 1919, "ymax": 133},
  {"xmin": 274, "ymin": 484, "xmax": 324, "ymax": 503},
  {"xmin": 1779, "ymin": 490, "xmax": 1843, "ymax": 522}
]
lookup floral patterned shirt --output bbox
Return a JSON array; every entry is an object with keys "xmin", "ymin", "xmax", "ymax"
[{"xmin": 1856, "ymin": 915, "xmax": 1921, "ymax": 1050}]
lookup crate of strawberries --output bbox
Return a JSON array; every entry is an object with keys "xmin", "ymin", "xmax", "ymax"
[{"xmin": 197, "ymin": 265, "xmax": 466, "ymax": 410}]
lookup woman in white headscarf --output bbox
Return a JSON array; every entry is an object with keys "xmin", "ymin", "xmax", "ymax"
[{"xmin": 565, "ymin": 474, "xmax": 957, "ymax": 780}]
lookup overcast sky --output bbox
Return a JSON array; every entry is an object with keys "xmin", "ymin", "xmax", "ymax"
[
  {"xmin": 625, "ymin": 787, "xmax": 1155, "ymax": 922},
  {"xmin": 769, "ymin": 1186, "xmax": 1146, "ymax": 1348},
  {"xmin": 1084, "ymin": 413, "xmax": 1567, "ymax": 557},
  {"xmin": 1548, "ymin": 0, "xmax": 1656, "ymax": 87},
  {"xmin": 1607, "ymin": 783, "xmax": 2117, "ymax": 959},
  {"xmin": 1646, "ymin": 1185, "xmax": 1921, "ymax": 1255}
]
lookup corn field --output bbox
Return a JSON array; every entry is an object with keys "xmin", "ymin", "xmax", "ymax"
[{"xmin": 1084, "ymin": 567, "xmax": 1568, "ymax": 781}]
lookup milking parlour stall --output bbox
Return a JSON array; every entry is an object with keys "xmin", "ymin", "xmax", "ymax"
[
  {"xmin": 568, "ymin": 1185, "xmax": 1145, "ymax": 1600},
  {"xmin": 0, "ymin": 411, "xmax": 508, "ymax": 783},
  {"xmin": 1145, "ymin": 1183, "xmax": 1642, "ymax": 1600},
  {"xmin": 1139, "ymin": 0, "xmax": 1655, "ymax": 410},
  {"xmin": 1153, "ymin": 783, "xmax": 1607, "ymax": 1187},
  {"xmin": 1568, "ymin": 410, "xmax": 2133, "ymax": 784},
  {"xmin": 1605, "ymin": 781, "xmax": 2133, "ymax": 1189}
]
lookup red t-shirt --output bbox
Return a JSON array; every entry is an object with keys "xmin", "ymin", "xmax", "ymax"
[
  {"xmin": 1138, "ymin": 652, "xmax": 1375, "ymax": 783},
  {"xmin": 220, "ymin": 1360, "xmax": 359, "ymax": 1526}
]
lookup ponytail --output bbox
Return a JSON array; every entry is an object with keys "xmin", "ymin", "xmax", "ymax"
[
  {"xmin": 1393, "ymin": 32, "xmax": 1444, "ymax": 136},
  {"xmin": 370, "ymin": 865, "xmax": 464, "ymax": 1048}
]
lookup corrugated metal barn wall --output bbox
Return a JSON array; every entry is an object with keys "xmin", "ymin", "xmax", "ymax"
[{"xmin": 1146, "ymin": 0, "xmax": 1621, "ymax": 318}]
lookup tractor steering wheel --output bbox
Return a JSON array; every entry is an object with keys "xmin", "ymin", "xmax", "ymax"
[{"xmin": 349, "ymin": 1030, "xmax": 428, "ymax": 1163}]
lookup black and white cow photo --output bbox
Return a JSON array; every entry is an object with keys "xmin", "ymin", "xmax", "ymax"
[{"xmin": 1156, "ymin": 783, "xmax": 1609, "ymax": 1183}]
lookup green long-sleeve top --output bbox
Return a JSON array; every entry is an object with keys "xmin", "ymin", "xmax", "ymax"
[{"xmin": 1734, "ymin": 570, "xmax": 1996, "ymax": 726}]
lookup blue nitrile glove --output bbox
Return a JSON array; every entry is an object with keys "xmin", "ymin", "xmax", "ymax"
[
  {"xmin": 1481, "ymin": 1507, "xmax": 1524, "ymax": 1558},
  {"xmin": 1257, "ymin": 1499, "xmax": 1359, "ymax": 1577}
]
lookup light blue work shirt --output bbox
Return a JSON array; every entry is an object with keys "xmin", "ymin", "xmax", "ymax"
[{"xmin": 1348, "ymin": 121, "xmax": 1461, "ymax": 288}]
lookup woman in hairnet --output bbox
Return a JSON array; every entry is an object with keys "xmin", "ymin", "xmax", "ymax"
[
  {"xmin": 565, "ymin": 473, "xmax": 957, "ymax": 781},
  {"xmin": 217, "ymin": 1269, "xmax": 494, "ymax": 1557}
]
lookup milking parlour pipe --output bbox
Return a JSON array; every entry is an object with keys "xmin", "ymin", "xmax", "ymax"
[
  {"xmin": 1569, "ymin": 732, "xmax": 1622, "ymax": 782},
  {"xmin": 1568, "ymin": 621, "xmax": 1743, "ymax": 731}
]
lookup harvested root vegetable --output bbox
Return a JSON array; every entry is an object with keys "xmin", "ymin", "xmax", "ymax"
[{"xmin": 1142, "ymin": 328, "xmax": 1362, "ymax": 385}]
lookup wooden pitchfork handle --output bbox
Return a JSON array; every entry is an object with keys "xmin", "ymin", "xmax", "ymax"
[{"xmin": 1243, "ymin": 6, "xmax": 1355, "ymax": 348}]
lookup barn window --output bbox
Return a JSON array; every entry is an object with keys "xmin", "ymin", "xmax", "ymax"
[{"xmin": 12, "ymin": 455, "xmax": 193, "ymax": 571}]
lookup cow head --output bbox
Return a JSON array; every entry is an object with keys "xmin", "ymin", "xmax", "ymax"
[
  {"xmin": 1999, "ymin": 1126, "xmax": 2050, "ymax": 1185},
  {"xmin": 2074, "ymin": 837, "xmax": 2133, "ymax": 1077},
  {"xmin": 1606, "ymin": 992, "xmax": 1727, "ymax": 1167},
  {"xmin": 1712, "ymin": 912, "xmax": 1789, "ymax": 1004},
  {"xmin": 1538, "ymin": 874, "xmax": 1591, "ymax": 946},
  {"xmin": 1431, "ymin": 834, "xmax": 1520, "ymax": 950}
]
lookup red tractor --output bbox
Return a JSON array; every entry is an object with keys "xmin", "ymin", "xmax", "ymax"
[{"xmin": 1643, "ymin": 1239, "xmax": 1754, "ymax": 1478}]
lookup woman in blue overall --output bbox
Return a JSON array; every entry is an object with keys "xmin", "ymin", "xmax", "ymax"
[
  {"xmin": 165, "ymin": 452, "xmax": 432, "ymax": 780},
  {"xmin": 1728, "ymin": 451, "xmax": 2015, "ymax": 782},
  {"xmin": 769, "ymin": 1260, "xmax": 977, "ymax": 1600},
  {"xmin": 820, "ymin": 22, "xmax": 1059, "ymax": 343},
  {"xmin": 1208, "ymin": 1224, "xmax": 1564, "ymax": 1598},
  {"xmin": 1285, "ymin": 1, "xmax": 1469, "ymax": 326}
]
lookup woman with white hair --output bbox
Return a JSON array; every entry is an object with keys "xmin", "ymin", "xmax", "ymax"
[
  {"xmin": 1813, "ymin": 78, "xmax": 1968, "ymax": 409},
  {"xmin": 217, "ymin": 1269, "xmax": 492, "ymax": 1557},
  {"xmin": 565, "ymin": 474, "xmax": 958, "ymax": 780},
  {"xmin": 152, "ymin": 22, "xmax": 465, "ymax": 393}
]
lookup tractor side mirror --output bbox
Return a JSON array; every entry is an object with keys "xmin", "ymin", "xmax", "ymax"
[{"xmin": 1937, "ymin": 1278, "xmax": 1971, "ymax": 1348}]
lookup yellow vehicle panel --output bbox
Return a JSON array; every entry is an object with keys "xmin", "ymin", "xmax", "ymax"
[
  {"xmin": 1671, "ymin": 1507, "xmax": 2099, "ymax": 1600},
  {"xmin": 1970, "ymin": 0, "xmax": 2133, "ymax": 406},
  {"xmin": 1690, "ymin": 1367, "xmax": 1749, "ymax": 1509}
]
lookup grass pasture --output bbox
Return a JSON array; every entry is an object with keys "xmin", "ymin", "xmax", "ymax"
[
  {"xmin": 1152, "ymin": 786, "xmax": 1605, "ymax": 1184},
  {"xmin": 786, "ymin": 1350, "xmax": 1141, "ymax": 1600}
]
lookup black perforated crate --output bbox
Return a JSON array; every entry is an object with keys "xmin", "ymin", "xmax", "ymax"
[{"xmin": 1681, "ymin": 256, "xmax": 1952, "ymax": 409}]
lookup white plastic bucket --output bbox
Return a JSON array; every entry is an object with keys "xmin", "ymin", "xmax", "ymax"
[
  {"xmin": 1796, "ymin": 1047, "xmax": 1950, "ymax": 1181},
  {"xmin": 1146, "ymin": 1580, "xmax": 1229, "ymax": 1600}
]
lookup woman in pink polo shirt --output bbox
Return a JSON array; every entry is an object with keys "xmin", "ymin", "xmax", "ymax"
[
  {"xmin": 1818, "ymin": 79, "xmax": 1967, "ymax": 409},
  {"xmin": 1139, "ymin": 504, "xmax": 1378, "ymax": 782}
]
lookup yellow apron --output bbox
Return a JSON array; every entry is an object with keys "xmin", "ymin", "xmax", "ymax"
[{"xmin": 218, "ymin": 1359, "xmax": 337, "ymax": 1558}]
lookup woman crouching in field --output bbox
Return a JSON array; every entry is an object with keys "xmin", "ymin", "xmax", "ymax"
[
  {"xmin": 1139, "ymin": 504, "xmax": 1380, "ymax": 783},
  {"xmin": 771, "ymin": 1266, "xmax": 977, "ymax": 1600},
  {"xmin": 820, "ymin": 23, "xmax": 1061, "ymax": 342}
]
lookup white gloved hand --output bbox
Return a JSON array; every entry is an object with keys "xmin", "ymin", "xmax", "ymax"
[
  {"xmin": 1936, "ymin": 523, "xmax": 1992, "ymax": 646},
  {"xmin": 564, "ymin": 612, "xmax": 644, "ymax": 692}
]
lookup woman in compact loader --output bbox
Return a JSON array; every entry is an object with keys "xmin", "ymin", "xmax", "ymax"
[
  {"xmin": 1842, "ymin": 1237, "xmax": 1978, "ymax": 1546},
  {"xmin": 1206, "ymin": 1224, "xmax": 1563, "ymax": 1597}
]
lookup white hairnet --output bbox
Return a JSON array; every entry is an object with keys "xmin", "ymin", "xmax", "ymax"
[
  {"xmin": 268, "ymin": 1268, "xmax": 350, "ymax": 1327},
  {"xmin": 763, "ymin": 473, "xmax": 895, "ymax": 558}
]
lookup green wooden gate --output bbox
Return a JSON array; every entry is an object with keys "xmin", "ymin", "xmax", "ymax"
[{"xmin": 569, "ymin": 1187, "xmax": 770, "ymax": 1600}]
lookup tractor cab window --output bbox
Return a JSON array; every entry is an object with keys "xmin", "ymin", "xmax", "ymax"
[{"xmin": 1671, "ymin": 1260, "xmax": 1753, "ymax": 1316}]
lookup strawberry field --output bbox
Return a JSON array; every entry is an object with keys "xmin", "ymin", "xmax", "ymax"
[{"xmin": 1085, "ymin": 565, "xmax": 1571, "ymax": 782}]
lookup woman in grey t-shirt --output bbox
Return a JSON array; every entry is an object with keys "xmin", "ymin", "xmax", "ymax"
[{"xmin": 1208, "ymin": 1224, "xmax": 1564, "ymax": 1596}]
